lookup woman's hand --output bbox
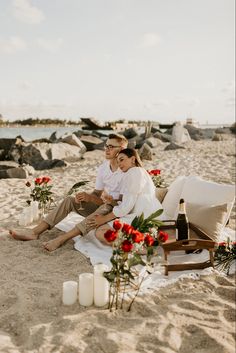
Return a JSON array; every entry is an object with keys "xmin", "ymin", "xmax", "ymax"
[
  {"xmin": 89, "ymin": 214, "xmax": 107, "ymax": 228},
  {"xmin": 75, "ymin": 192, "xmax": 90, "ymax": 204}
]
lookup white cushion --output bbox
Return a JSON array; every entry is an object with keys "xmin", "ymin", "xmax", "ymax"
[
  {"xmin": 186, "ymin": 202, "xmax": 228, "ymax": 241},
  {"xmin": 162, "ymin": 176, "xmax": 187, "ymax": 218},
  {"xmin": 179, "ymin": 176, "xmax": 235, "ymax": 228}
]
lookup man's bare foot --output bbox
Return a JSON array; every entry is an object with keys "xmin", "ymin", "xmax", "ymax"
[
  {"xmin": 9, "ymin": 228, "xmax": 39, "ymax": 241},
  {"xmin": 43, "ymin": 237, "xmax": 64, "ymax": 252}
]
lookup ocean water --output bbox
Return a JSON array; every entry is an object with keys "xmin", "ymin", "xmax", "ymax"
[
  {"xmin": 0, "ymin": 126, "xmax": 83, "ymax": 141},
  {"xmin": 0, "ymin": 123, "xmax": 230, "ymax": 141}
]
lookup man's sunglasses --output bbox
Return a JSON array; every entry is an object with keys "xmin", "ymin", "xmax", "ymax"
[{"xmin": 104, "ymin": 144, "xmax": 121, "ymax": 150}]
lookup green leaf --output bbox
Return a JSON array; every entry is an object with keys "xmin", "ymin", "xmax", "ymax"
[
  {"xmin": 67, "ymin": 180, "xmax": 89, "ymax": 195},
  {"xmin": 145, "ymin": 209, "xmax": 163, "ymax": 222}
]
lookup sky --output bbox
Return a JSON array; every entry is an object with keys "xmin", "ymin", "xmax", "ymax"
[{"xmin": 0, "ymin": 0, "xmax": 235, "ymax": 124}]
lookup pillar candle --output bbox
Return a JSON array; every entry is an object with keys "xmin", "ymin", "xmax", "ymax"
[
  {"xmin": 78, "ymin": 273, "xmax": 94, "ymax": 306},
  {"xmin": 62, "ymin": 281, "xmax": 78, "ymax": 305},
  {"xmin": 93, "ymin": 263, "xmax": 110, "ymax": 307},
  {"xmin": 18, "ymin": 213, "xmax": 27, "ymax": 226},
  {"xmin": 24, "ymin": 208, "xmax": 33, "ymax": 225},
  {"xmin": 31, "ymin": 201, "xmax": 39, "ymax": 221}
]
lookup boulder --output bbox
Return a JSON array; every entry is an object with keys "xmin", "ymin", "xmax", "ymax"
[
  {"xmin": 50, "ymin": 142, "xmax": 83, "ymax": 162},
  {"xmin": 32, "ymin": 159, "xmax": 67, "ymax": 170},
  {"xmin": 122, "ymin": 128, "xmax": 139, "ymax": 139},
  {"xmin": 212, "ymin": 133, "xmax": 231, "ymax": 141},
  {"xmin": 139, "ymin": 143, "xmax": 153, "ymax": 160},
  {"xmin": 61, "ymin": 133, "xmax": 87, "ymax": 153},
  {"xmin": 153, "ymin": 131, "xmax": 172, "ymax": 143},
  {"xmin": 171, "ymin": 125, "xmax": 191, "ymax": 144},
  {"xmin": 145, "ymin": 137, "xmax": 163, "ymax": 148},
  {"xmin": 164, "ymin": 143, "xmax": 185, "ymax": 151},
  {"xmin": 0, "ymin": 163, "xmax": 31, "ymax": 179},
  {"xmin": 80, "ymin": 135, "xmax": 103, "ymax": 151},
  {"xmin": 20, "ymin": 144, "xmax": 48, "ymax": 165},
  {"xmin": 0, "ymin": 138, "xmax": 22, "ymax": 160}
]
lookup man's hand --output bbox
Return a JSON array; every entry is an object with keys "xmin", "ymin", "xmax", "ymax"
[{"xmin": 75, "ymin": 192, "xmax": 90, "ymax": 204}]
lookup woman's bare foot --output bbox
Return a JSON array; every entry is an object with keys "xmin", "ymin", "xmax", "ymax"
[
  {"xmin": 9, "ymin": 228, "xmax": 39, "ymax": 241},
  {"xmin": 43, "ymin": 237, "xmax": 64, "ymax": 251}
]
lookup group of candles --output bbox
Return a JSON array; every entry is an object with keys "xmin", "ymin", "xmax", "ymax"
[
  {"xmin": 18, "ymin": 201, "xmax": 39, "ymax": 226},
  {"xmin": 62, "ymin": 263, "xmax": 110, "ymax": 307}
]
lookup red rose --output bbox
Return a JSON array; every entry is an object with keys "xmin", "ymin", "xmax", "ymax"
[
  {"xmin": 144, "ymin": 234, "xmax": 155, "ymax": 246},
  {"xmin": 122, "ymin": 223, "xmax": 133, "ymax": 234},
  {"xmin": 150, "ymin": 169, "xmax": 161, "ymax": 176},
  {"xmin": 131, "ymin": 230, "xmax": 144, "ymax": 243},
  {"xmin": 34, "ymin": 178, "xmax": 43, "ymax": 185},
  {"xmin": 158, "ymin": 230, "xmax": 168, "ymax": 243},
  {"xmin": 42, "ymin": 176, "xmax": 51, "ymax": 184},
  {"xmin": 113, "ymin": 220, "xmax": 122, "ymax": 231},
  {"xmin": 121, "ymin": 240, "xmax": 133, "ymax": 252},
  {"xmin": 104, "ymin": 229, "xmax": 118, "ymax": 242}
]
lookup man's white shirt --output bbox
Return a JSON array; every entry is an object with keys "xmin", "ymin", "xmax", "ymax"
[{"xmin": 95, "ymin": 160, "xmax": 124, "ymax": 200}]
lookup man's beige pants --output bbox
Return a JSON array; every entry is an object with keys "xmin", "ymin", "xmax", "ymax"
[{"xmin": 44, "ymin": 196, "xmax": 113, "ymax": 236}]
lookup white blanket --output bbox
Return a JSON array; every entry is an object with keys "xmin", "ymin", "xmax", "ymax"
[{"xmin": 56, "ymin": 212, "xmax": 236, "ymax": 293}]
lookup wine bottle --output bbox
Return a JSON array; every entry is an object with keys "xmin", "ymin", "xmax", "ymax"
[{"xmin": 176, "ymin": 198, "xmax": 189, "ymax": 240}]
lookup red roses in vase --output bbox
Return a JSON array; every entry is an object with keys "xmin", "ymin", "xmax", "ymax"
[{"xmin": 103, "ymin": 211, "xmax": 169, "ymax": 311}]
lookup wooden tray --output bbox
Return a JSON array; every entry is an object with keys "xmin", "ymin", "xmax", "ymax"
[{"xmin": 159, "ymin": 221, "xmax": 216, "ymax": 276}]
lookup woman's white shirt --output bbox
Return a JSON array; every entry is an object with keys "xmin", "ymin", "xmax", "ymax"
[{"xmin": 112, "ymin": 167, "xmax": 164, "ymax": 224}]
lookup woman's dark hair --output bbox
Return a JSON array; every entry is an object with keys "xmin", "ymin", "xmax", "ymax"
[{"xmin": 118, "ymin": 148, "xmax": 143, "ymax": 167}]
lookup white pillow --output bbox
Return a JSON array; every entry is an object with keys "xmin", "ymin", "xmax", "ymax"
[
  {"xmin": 186, "ymin": 202, "xmax": 228, "ymax": 241},
  {"xmin": 180, "ymin": 176, "xmax": 235, "ymax": 227},
  {"xmin": 162, "ymin": 176, "xmax": 187, "ymax": 218}
]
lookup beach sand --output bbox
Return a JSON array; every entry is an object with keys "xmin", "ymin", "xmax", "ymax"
[{"xmin": 0, "ymin": 136, "xmax": 235, "ymax": 353}]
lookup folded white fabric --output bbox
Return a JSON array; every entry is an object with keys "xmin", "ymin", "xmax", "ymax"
[{"xmin": 56, "ymin": 212, "xmax": 235, "ymax": 294}]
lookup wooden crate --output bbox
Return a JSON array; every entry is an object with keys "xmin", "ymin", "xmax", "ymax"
[{"xmin": 159, "ymin": 221, "xmax": 216, "ymax": 276}]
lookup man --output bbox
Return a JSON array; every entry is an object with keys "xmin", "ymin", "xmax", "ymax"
[{"xmin": 9, "ymin": 133, "xmax": 128, "ymax": 251}]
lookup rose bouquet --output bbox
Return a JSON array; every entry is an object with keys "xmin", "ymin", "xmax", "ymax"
[
  {"xmin": 147, "ymin": 169, "xmax": 167, "ymax": 188},
  {"xmin": 103, "ymin": 209, "xmax": 168, "ymax": 311},
  {"xmin": 214, "ymin": 239, "xmax": 236, "ymax": 275},
  {"xmin": 26, "ymin": 176, "xmax": 54, "ymax": 214}
]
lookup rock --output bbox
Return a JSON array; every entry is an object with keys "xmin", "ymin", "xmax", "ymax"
[
  {"xmin": 80, "ymin": 135, "xmax": 103, "ymax": 151},
  {"xmin": 22, "ymin": 164, "xmax": 35, "ymax": 175},
  {"xmin": 0, "ymin": 149, "xmax": 5, "ymax": 159},
  {"xmin": 212, "ymin": 133, "xmax": 231, "ymax": 141},
  {"xmin": 0, "ymin": 166, "xmax": 28, "ymax": 179},
  {"xmin": 49, "ymin": 131, "xmax": 59, "ymax": 142},
  {"xmin": 215, "ymin": 127, "xmax": 231, "ymax": 134},
  {"xmin": 61, "ymin": 133, "xmax": 87, "ymax": 153},
  {"xmin": 121, "ymin": 128, "xmax": 139, "ymax": 139},
  {"xmin": 153, "ymin": 131, "xmax": 172, "ymax": 142},
  {"xmin": 32, "ymin": 159, "xmax": 67, "ymax": 170},
  {"xmin": 171, "ymin": 124, "xmax": 191, "ymax": 144},
  {"xmin": 20, "ymin": 144, "xmax": 48, "ymax": 165},
  {"xmin": 139, "ymin": 143, "xmax": 153, "ymax": 160},
  {"xmin": 127, "ymin": 138, "xmax": 136, "ymax": 149},
  {"xmin": 0, "ymin": 138, "xmax": 19, "ymax": 160},
  {"xmin": 50, "ymin": 142, "xmax": 83, "ymax": 162},
  {"xmin": 0, "ymin": 161, "xmax": 19, "ymax": 168},
  {"xmin": 145, "ymin": 137, "xmax": 163, "ymax": 148},
  {"xmin": 93, "ymin": 141, "xmax": 105, "ymax": 150},
  {"xmin": 164, "ymin": 143, "xmax": 185, "ymax": 151}
]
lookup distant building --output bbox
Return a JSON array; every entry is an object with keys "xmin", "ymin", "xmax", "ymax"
[{"xmin": 186, "ymin": 118, "xmax": 199, "ymax": 127}]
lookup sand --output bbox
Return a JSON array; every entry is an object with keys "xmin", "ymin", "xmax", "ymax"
[{"xmin": 0, "ymin": 136, "xmax": 235, "ymax": 353}]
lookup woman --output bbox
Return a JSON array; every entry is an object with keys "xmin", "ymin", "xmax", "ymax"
[{"xmin": 90, "ymin": 148, "xmax": 165, "ymax": 245}]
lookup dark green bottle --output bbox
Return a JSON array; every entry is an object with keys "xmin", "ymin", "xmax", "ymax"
[{"xmin": 176, "ymin": 198, "xmax": 189, "ymax": 240}]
